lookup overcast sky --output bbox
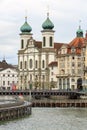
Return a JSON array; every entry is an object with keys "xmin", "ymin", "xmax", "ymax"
[{"xmin": 0, "ymin": 0, "xmax": 87, "ymax": 64}]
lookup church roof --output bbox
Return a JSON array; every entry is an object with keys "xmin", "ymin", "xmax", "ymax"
[
  {"xmin": 20, "ymin": 17, "xmax": 32, "ymax": 33},
  {"xmin": 68, "ymin": 37, "xmax": 85, "ymax": 48},
  {"xmin": 42, "ymin": 13, "xmax": 54, "ymax": 30}
]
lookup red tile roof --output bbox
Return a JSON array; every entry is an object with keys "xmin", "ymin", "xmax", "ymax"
[
  {"xmin": 35, "ymin": 41, "xmax": 64, "ymax": 50},
  {"xmin": 0, "ymin": 60, "xmax": 16, "ymax": 70},
  {"xmin": 48, "ymin": 61, "xmax": 58, "ymax": 67},
  {"xmin": 67, "ymin": 37, "xmax": 86, "ymax": 54},
  {"xmin": 68, "ymin": 37, "xmax": 85, "ymax": 47}
]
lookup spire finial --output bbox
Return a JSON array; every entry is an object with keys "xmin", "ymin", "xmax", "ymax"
[
  {"xmin": 25, "ymin": 9, "xmax": 28, "ymax": 22},
  {"xmin": 47, "ymin": 5, "xmax": 49, "ymax": 18},
  {"xmin": 79, "ymin": 20, "xmax": 81, "ymax": 29}
]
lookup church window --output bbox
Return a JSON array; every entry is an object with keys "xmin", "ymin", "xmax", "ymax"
[
  {"xmin": 30, "ymin": 74, "xmax": 32, "ymax": 80},
  {"xmin": 3, "ymin": 81, "xmax": 5, "ymax": 85},
  {"xmin": 42, "ymin": 60, "xmax": 45, "ymax": 68},
  {"xmin": 21, "ymin": 39, "xmax": 24, "ymax": 49},
  {"xmin": 43, "ymin": 37, "xmax": 46, "ymax": 47},
  {"xmin": 30, "ymin": 59, "xmax": 32, "ymax": 68},
  {"xmin": 35, "ymin": 60, "xmax": 38, "ymax": 68},
  {"xmin": 25, "ymin": 61, "xmax": 27, "ymax": 69},
  {"xmin": 20, "ymin": 61, "xmax": 22, "ymax": 69},
  {"xmin": 49, "ymin": 37, "xmax": 53, "ymax": 47}
]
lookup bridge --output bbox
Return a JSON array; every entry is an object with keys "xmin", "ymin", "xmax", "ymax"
[{"xmin": 0, "ymin": 90, "xmax": 86, "ymax": 99}]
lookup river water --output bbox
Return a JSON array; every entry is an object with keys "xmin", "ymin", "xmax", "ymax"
[{"xmin": 0, "ymin": 108, "xmax": 87, "ymax": 130}]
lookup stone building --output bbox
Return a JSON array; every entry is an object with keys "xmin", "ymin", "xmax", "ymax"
[
  {"xmin": 57, "ymin": 26, "xmax": 87, "ymax": 90},
  {"xmin": 18, "ymin": 13, "xmax": 63, "ymax": 90}
]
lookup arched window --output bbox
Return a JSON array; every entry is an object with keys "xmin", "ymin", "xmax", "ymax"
[
  {"xmin": 30, "ymin": 74, "xmax": 32, "ymax": 80},
  {"xmin": 20, "ymin": 61, "xmax": 22, "ymax": 69},
  {"xmin": 25, "ymin": 61, "xmax": 27, "ymax": 69},
  {"xmin": 35, "ymin": 60, "xmax": 38, "ymax": 68},
  {"xmin": 42, "ymin": 60, "xmax": 45, "ymax": 68},
  {"xmin": 43, "ymin": 37, "xmax": 46, "ymax": 47},
  {"xmin": 49, "ymin": 37, "xmax": 53, "ymax": 47},
  {"xmin": 30, "ymin": 59, "xmax": 33, "ymax": 69},
  {"xmin": 21, "ymin": 39, "xmax": 24, "ymax": 49}
]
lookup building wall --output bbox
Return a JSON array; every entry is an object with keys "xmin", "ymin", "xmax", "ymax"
[{"xmin": 0, "ymin": 68, "xmax": 18, "ymax": 90}]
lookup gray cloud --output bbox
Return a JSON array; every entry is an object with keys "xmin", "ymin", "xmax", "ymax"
[{"xmin": 0, "ymin": 0, "xmax": 87, "ymax": 64}]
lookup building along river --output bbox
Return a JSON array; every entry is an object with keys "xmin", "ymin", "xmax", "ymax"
[{"xmin": 0, "ymin": 107, "xmax": 87, "ymax": 130}]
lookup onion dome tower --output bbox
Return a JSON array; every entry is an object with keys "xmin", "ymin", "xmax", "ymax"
[
  {"xmin": 41, "ymin": 12, "xmax": 55, "ymax": 48},
  {"xmin": 42, "ymin": 12, "xmax": 54, "ymax": 30},
  {"xmin": 20, "ymin": 16, "xmax": 32, "ymax": 50},
  {"xmin": 20, "ymin": 16, "xmax": 32, "ymax": 33},
  {"xmin": 76, "ymin": 25, "xmax": 83, "ymax": 37}
]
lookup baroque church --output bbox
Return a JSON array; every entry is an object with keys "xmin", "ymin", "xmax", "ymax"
[{"xmin": 18, "ymin": 12, "xmax": 63, "ymax": 90}]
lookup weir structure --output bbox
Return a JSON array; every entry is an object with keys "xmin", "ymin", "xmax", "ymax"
[{"xmin": 0, "ymin": 96, "xmax": 32, "ymax": 122}]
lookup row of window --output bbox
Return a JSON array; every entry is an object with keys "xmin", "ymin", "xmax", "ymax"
[
  {"xmin": 21, "ymin": 36, "xmax": 53, "ymax": 49},
  {"xmin": 0, "ymin": 74, "xmax": 18, "ymax": 77},
  {"xmin": 2, "ymin": 81, "xmax": 18, "ymax": 86},
  {"xmin": 60, "ymin": 62, "xmax": 81, "ymax": 68},
  {"xmin": 60, "ymin": 69, "xmax": 82, "ymax": 75},
  {"xmin": 60, "ymin": 56, "xmax": 81, "ymax": 61},
  {"xmin": 20, "ymin": 60, "xmax": 45, "ymax": 69}
]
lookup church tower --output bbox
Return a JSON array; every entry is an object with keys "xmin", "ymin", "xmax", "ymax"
[
  {"xmin": 20, "ymin": 16, "xmax": 32, "ymax": 50},
  {"xmin": 41, "ymin": 12, "xmax": 55, "ymax": 48}
]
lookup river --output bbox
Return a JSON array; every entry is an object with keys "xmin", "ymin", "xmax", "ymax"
[{"xmin": 0, "ymin": 108, "xmax": 87, "ymax": 130}]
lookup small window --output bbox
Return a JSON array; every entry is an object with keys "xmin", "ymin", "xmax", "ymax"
[
  {"xmin": 43, "ymin": 37, "xmax": 46, "ymax": 47},
  {"xmin": 49, "ymin": 37, "xmax": 52, "ymax": 47},
  {"xmin": 35, "ymin": 60, "xmax": 38, "ymax": 68},
  {"xmin": 21, "ymin": 39, "xmax": 24, "ymax": 49},
  {"xmin": 71, "ymin": 47, "xmax": 75, "ymax": 53},
  {"xmin": 8, "ymin": 81, "xmax": 10, "ymax": 85},
  {"xmin": 30, "ymin": 59, "xmax": 32, "ymax": 68},
  {"xmin": 3, "ymin": 81, "xmax": 5, "ymax": 85},
  {"xmin": 25, "ymin": 61, "xmax": 27, "ymax": 69},
  {"xmin": 20, "ymin": 61, "xmax": 22, "ymax": 69},
  {"xmin": 42, "ymin": 60, "xmax": 45, "ymax": 68},
  {"xmin": 72, "ymin": 57, "xmax": 74, "ymax": 59}
]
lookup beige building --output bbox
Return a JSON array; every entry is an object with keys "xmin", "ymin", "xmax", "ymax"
[{"xmin": 57, "ymin": 26, "xmax": 87, "ymax": 90}]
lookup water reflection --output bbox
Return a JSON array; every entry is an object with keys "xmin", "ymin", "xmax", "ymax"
[{"xmin": 0, "ymin": 108, "xmax": 87, "ymax": 130}]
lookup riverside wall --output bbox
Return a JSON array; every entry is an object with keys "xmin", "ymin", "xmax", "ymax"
[
  {"xmin": 0, "ymin": 100, "xmax": 32, "ymax": 122},
  {"xmin": 32, "ymin": 98, "xmax": 87, "ymax": 107}
]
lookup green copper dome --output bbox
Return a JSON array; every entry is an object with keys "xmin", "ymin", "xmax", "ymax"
[
  {"xmin": 42, "ymin": 13, "xmax": 54, "ymax": 30},
  {"xmin": 20, "ymin": 17, "xmax": 32, "ymax": 33},
  {"xmin": 76, "ymin": 26, "xmax": 83, "ymax": 37}
]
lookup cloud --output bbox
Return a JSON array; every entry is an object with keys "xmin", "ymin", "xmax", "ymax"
[{"xmin": 0, "ymin": 0, "xmax": 87, "ymax": 64}]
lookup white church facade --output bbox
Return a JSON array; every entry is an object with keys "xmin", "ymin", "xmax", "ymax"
[{"xmin": 18, "ymin": 13, "xmax": 63, "ymax": 90}]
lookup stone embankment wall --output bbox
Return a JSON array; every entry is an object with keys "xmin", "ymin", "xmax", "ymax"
[
  {"xmin": 0, "ymin": 100, "xmax": 32, "ymax": 122},
  {"xmin": 32, "ymin": 99, "xmax": 87, "ymax": 107}
]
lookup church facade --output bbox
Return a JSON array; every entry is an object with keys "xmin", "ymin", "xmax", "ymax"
[{"xmin": 18, "ymin": 13, "xmax": 63, "ymax": 90}]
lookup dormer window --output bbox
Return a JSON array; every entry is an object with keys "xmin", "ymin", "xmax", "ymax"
[{"xmin": 71, "ymin": 47, "xmax": 75, "ymax": 53}]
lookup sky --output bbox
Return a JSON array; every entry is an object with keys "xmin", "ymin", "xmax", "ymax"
[{"xmin": 0, "ymin": 0, "xmax": 87, "ymax": 64}]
